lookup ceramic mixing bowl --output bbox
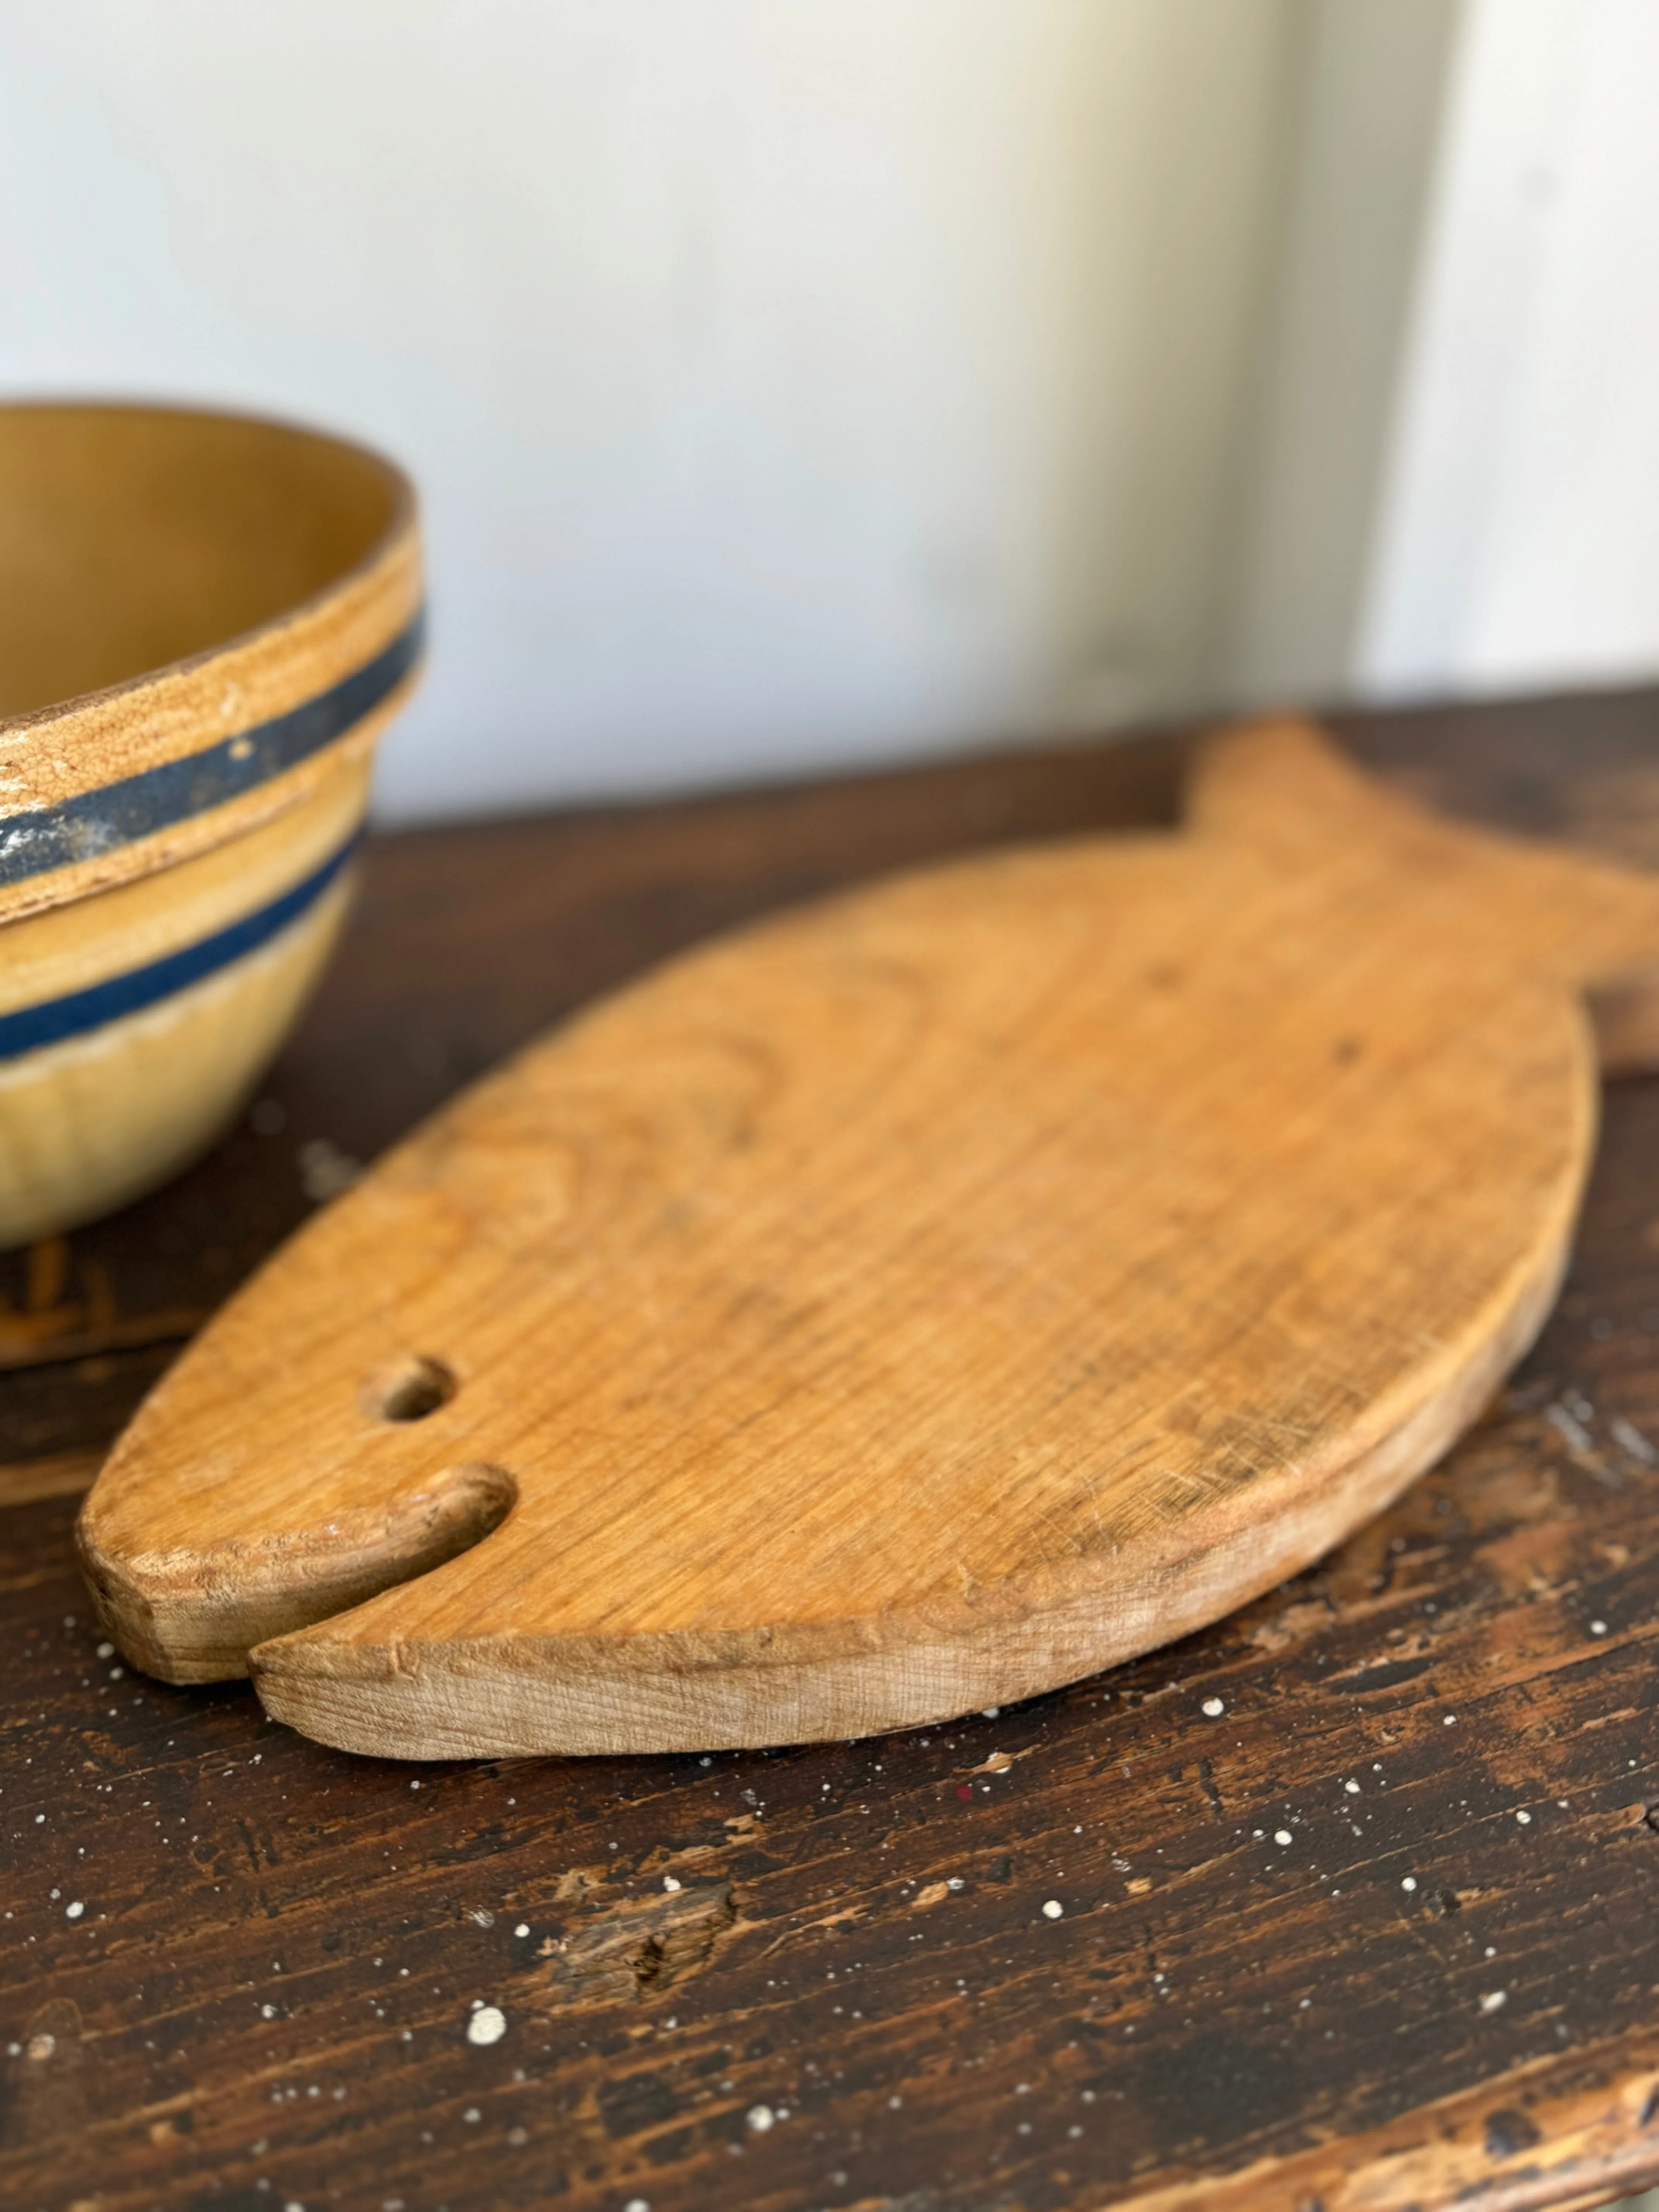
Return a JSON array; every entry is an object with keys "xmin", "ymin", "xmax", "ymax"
[{"xmin": 0, "ymin": 402, "xmax": 422, "ymax": 1247}]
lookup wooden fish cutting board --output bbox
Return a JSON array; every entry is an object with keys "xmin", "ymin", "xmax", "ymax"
[{"xmin": 76, "ymin": 721, "xmax": 1659, "ymax": 1759}]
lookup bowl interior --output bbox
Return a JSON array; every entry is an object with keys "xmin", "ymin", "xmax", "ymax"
[{"xmin": 0, "ymin": 405, "xmax": 404, "ymax": 720}]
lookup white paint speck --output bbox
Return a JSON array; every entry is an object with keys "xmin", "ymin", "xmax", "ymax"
[
  {"xmin": 1274, "ymin": 1830, "xmax": 1293, "ymax": 1848},
  {"xmin": 1547, "ymin": 1403, "xmax": 1593, "ymax": 1453},
  {"xmin": 299, "ymin": 1137, "xmax": 363, "ymax": 1202},
  {"xmin": 466, "ymin": 2006, "xmax": 506, "ymax": 2047},
  {"xmin": 1401, "ymin": 1877, "xmax": 1418, "ymax": 1893},
  {"xmin": 514, "ymin": 1923, "xmax": 530, "ymax": 1938},
  {"xmin": 1515, "ymin": 1810, "xmax": 1532, "ymax": 1825},
  {"xmin": 65, "ymin": 1901, "xmax": 84, "ymax": 1920},
  {"xmin": 1590, "ymin": 1620, "xmax": 1608, "ymax": 1636},
  {"xmin": 981, "ymin": 1707, "xmax": 1000, "ymax": 1718},
  {"xmin": 96, "ymin": 1642, "xmax": 113, "ymax": 1659},
  {"xmin": 462, "ymin": 2107, "xmax": 481, "ymax": 2123},
  {"xmin": 747, "ymin": 2104, "xmax": 775, "ymax": 2133},
  {"xmin": 663, "ymin": 1875, "xmax": 682, "ymax": 1893},
  {"xmin": 1041, "ymin": 1899, "xmax": 1064, "ymax": 1920},
  {"xmin": 625, "ymin": 2200, "xmax": 651, "ymax": 2212},
  {"xmin": 1479, "ymin": 1990, "xmax": 1508, "ymax": 2014},
  {"xmin": 947, "ymin": 1877, "xmax": 965, "ymax": 1892},
  {"xmin": 1611, "ymin": 1416, "xmax": 1658, "ymax": 1464},
  {"xmin": 1443, "ymin": 1714, "xmax": 1457, "ymax": 1726},
  {"xmin": 1343, "ymin": 1779, "xmax": 1360, "ymax": 1795},
  {"xmin": 1201, "ymin": 1697, "xmax": 1224, "ymax": 1717}
]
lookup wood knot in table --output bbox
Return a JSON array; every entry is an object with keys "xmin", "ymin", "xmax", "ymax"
[{"xmin": 534, "ymin": 1882, "xmax": 735, "ymax": 2009}]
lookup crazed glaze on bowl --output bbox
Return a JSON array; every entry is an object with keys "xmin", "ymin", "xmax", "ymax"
[{"xmin": 0, "ymin": 402, "xmax": 422, "ymax": 1246}]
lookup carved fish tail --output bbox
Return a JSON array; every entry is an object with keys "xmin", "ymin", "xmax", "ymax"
[
  {"xmin": 1188, "ymin": 715, "xmax": 1659, "ymax": 1072},
  {"xmin": 1186, "ymin": 717, "xmax": 1437, "ymax": 859}
]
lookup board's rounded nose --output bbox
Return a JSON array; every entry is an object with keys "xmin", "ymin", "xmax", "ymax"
[{"xmin": 76, "ymin": 1454, "xmax": 517, "ymax": 1684}]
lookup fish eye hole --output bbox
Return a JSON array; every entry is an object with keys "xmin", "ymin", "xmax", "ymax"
[{"xmin": 365, "ymin": 1354, "xmax": 456, "ymax": 1423}]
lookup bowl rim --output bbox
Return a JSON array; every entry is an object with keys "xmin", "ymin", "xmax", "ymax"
[{"xmin": 0, "ymin": 397, "xmax": 422, "ymax": 927}]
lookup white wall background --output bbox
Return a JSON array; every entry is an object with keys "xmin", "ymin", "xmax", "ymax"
[
  {"xmin": 0, "ymin": 0, "xmax": 1656, "ymax": 820},
  {"xmin": 1358, "ymin": 0, "xmax": 1659, "ymax": 699}
]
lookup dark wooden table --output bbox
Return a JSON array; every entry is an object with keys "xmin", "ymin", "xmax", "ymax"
[{"xmin": 6, "ymin": 690, "xmax": 1659, "ymax": 2212}]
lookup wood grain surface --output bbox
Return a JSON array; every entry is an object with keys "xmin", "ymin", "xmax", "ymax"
[
  {"xmin": 4, "ymin": 687, "xmax": 1659, "ymax": 2209},
  {"xmin": 75, "ymin": 720, "xmax": 1659, "ymax": 1759}
]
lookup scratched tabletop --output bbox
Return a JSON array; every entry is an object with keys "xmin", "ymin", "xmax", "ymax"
[{"xmin": 5, "ymin": 690, "xmax": 1659, "ymax": 2212}]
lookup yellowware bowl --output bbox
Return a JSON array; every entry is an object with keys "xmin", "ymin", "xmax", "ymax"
[{"xmin": 0, "ymin": 402, "xmax": 422, "ymax": 1248}]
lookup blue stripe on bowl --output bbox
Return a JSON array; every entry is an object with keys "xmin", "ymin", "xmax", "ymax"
[
  {"xmin": 0, "ymin": 830, "xmax": 361, "ymax": 1062},
  {"xmin": 0, "ymin": 609, "xmax": 422, "ymax": 889}
]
